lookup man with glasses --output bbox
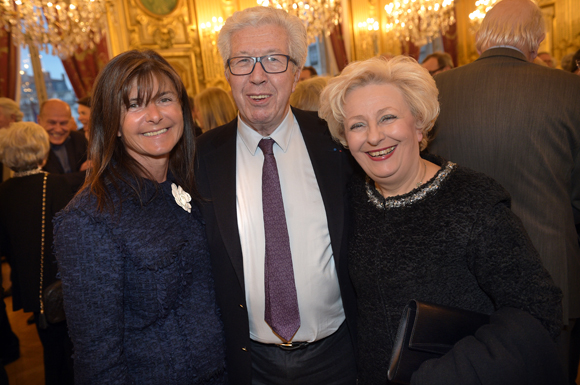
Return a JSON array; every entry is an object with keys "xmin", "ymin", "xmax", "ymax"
[
  {"xmin": 195, "ymin": 6, "xmax": 357, "ymax": 385},
  {"xmin": 429, "ymin": 0, "xmax": 580, "ymax": 382},
  {"xmin": 421, "ymin": 52, "xmax": 454, "ymax": 76}
]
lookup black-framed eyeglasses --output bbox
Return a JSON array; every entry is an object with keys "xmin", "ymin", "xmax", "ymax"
[
  {"xmin": 428, "ymin": 66, "xmax": 445, "ymax": 76},
  {"xmin": 227, "ymin": 54, "xmax": 297, "ymax": 76}
]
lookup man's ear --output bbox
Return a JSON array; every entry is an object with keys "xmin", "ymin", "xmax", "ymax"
[{"xmin": 528, "ymin": 34, "xmax": 545, "ymax": 61}]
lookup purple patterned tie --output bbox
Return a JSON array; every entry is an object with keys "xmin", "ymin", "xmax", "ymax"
[{"xmin": 259, "ymin": 138, "xmax": 300, "ymax": 342}]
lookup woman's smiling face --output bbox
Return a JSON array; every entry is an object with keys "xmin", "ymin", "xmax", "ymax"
[
  {"xmin": 119, "ymin": 75, "xmax": 184, "ymax": 174},
  {"xmin": 344, "ymin": 82, "xmax": 423, "ymax": 193}
]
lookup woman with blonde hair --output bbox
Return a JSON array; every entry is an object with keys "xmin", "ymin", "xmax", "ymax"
[
  {"xmin": 193, "ymin": 87, "xmax": 237, "ymax": 132},
  {"xmin": 318, "ymin": 56, "xmax": 564, "ymax": 384},
  {"xmin": 289, "ymin": 76, "xmax": 329, "ymax": 112},
  {"xmin": 0, "ymin": 122, "xmax": 75, "ymax": 385}
]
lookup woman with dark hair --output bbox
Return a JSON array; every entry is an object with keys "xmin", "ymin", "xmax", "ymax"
[
  {"xmin": 53, "ymin": 50, "xmax": 227, "ymax": 384},
  {"xmin": 76, "ymin": 96, "xmax": 91, "ymax": 140}
]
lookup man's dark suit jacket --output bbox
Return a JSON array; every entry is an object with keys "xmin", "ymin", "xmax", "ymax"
[
  {"xmin": 43, "ymin": 130, "xmax": 88, "ymax": 174},
  {"xmin": 43, "ymin": 129, "xmax": 88, "ymax": 191},
  {"xmin": 195, "ymin": 108, "xmax": 357, "ymax": 384},
  {"xmin": 429, "ymin": 47, "xmax": 580, "ymax": 321}
]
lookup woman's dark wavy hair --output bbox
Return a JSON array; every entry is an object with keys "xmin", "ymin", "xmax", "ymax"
[{"xmin": 83, "ymin": 49, "xmax": 199, "ymax": 212}]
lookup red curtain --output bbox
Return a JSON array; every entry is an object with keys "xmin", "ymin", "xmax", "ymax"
[
  {"xmin": 61, "ymin": 35, "xmax": 110, "ymax": 98},
  {"xmin": 329, "ymin": 24, "xmax": 349, "ymax": 72},
  {"xmin": 401, "ymin": 41, "xmax": 422, "ymax": 61},
  {"xmin": 0, "ymin": 27, "xmax": 18, "ymax": 99}
]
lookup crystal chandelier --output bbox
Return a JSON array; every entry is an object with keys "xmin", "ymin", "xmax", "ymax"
[
  {"xmin": 199, "ymin": 16, "xmax": 225, "ymax": 83},
  {"xmin": 257, "ymin": 0, "xmax": 341, "ymax": 45},
  {"xmin": 0, "ymin": 0, "xmax": 108, "ymax": 59},
  {"xmin": 468, "ymin": 0, "xmax": 498, "ymax": 32},
  {"xmin": 384, "ymin": 0, "xmax": 455, "ymax": 46}
]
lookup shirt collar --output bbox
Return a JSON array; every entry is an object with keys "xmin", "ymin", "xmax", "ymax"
[
  {"xmin": 489, "ymin": 45, "xmax": 526, "ymax": 56},
  {"xmin": 237, "ymin": 108, "xmax": 295, "ymax": 155}
]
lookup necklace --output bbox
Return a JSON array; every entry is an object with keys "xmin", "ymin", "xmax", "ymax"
[
  {"xmin": 416, "ymin": 160, "xmax": 427, "ymax": 188},
  {"xmin": 365, "ymin": 161, "xmax": 457, "ymax": 210},
  {"xmin": 13, "ymin": 167, "xmax": 45, "ymax": 178}
]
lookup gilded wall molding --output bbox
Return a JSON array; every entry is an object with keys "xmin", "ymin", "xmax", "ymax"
[{"xmin": 105, "ymin": 0, "xmax": 204, "ymax": 95}]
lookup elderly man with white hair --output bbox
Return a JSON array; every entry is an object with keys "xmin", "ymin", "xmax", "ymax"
[
  {"xmin": 428, "ymin": 0, "xmax": 580, "ymax": 382},
  {"xmin": 196, "ymin": 6, "xmax": 357, "ymax": 384}
]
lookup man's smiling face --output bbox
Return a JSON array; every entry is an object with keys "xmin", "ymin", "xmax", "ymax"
[
  {"xmin": 39, "ymin": 100, "xmax": 72, "ymax": 145},
  {"xmin": 226, "ymin": 24, "xmax": 300, "ymax": 136}
]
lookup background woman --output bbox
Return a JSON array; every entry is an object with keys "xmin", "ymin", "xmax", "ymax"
[
  {"xmin": 53, "ymin": 50, "xmax": 227, "ymax": 384},
  {"xmin": 0, "ymin": 122, "xmax": 75, "ymax": 385},
  {"xmin": 289, "ymin": 76, "xmax": 328, "ymax": 112},
  {"xmin": 76, "ymin": 96, "xmax": 91, "ymax": 140},
  {"xmin": 318, "ymin": 56, "xmax": 564, "ymax": 384},
  {"xmin": 193, "ymin": 87, "xmax": 237, "ymax": 132}
]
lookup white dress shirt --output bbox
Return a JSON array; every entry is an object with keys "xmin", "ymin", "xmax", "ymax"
[{"xmin": 236, "ymin": 109, "xmax": 345, "ymax": 344}]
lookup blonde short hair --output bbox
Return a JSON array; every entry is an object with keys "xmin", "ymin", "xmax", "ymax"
[
  {"xmin": 475, "ymin": 0, "xmax": 544, "ymax": 54},
  {"xmin": 194, "ymin": 87, "xmax": 237, "ymax": 131},
  {"xmin": 318, "ymin": 56, "xmax": 439, "ymax": 150},
  {"xmin": 0, "ymin": 121, "xmax": 50, "ymax": 171},
  {"xmin": 0, "ymin": 98, "xmax": 24, "ymax": 124},
  {"xmin": 217, "ymin": 6, "xmax": 307, "ymax": 71},
  {"xmin": 290, "ymin": 76, "xmax": 329, "ymax": 111}
]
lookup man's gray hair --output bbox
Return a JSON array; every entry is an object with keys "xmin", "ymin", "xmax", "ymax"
[
  {"xmin": 217, "ymin": 6, "xmax": 308, "ymax": 72},
  {"xmin": 475, "ymin": 0, "xmax": 544, "ymax": 55}
]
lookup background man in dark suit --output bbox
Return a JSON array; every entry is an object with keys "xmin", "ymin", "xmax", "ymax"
[
  {"xmin": 39, "ymin": 99, "xmax": 89, "ymax": 191},
  {"xmin": 421, "ymin": 52, "xmax": 454, "ymax": 76},
  {"xmin": 196, "ymin": 6, "xmax": 357, "ymax": 385},
  {"xmin": 39, "ymin": 99, "xmax": 89, "ymax": 175},
  {"xmin": 428, "ymin": 0, "xmax": 580, "ymax": 381}
]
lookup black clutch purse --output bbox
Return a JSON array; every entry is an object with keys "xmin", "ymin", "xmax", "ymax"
[
  {"xmin": 43, "ymin": 280, "xmax": 66, "ymax": 324},
  {"xmin": 387, "ymin": 300, "xmax": 490, "ymax": 384}
]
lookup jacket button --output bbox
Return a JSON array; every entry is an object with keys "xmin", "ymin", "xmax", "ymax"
[
  {"xmin": 239, "ymin": 304, "xmax": 244, "ymax": 308},
  {"xmin": 241, "ymin": 347, "xmax": 247, "ymax": 352}
]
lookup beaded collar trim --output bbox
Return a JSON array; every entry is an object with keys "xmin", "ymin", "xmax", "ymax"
[
  {"xmin": 13, "ymin": 167, "xmax": 45, "ymax": 178},
  {"xmin": 365, "ymin": 161, "xmax": 456, "ymax": 210}
]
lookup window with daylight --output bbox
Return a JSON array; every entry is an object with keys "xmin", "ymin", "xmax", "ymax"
[{"xmin": 19, "ymin": 45, "xmax": 79, "ymax": 126}]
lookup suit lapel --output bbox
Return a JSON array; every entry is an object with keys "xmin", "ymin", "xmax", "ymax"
[
  {"xmin": 201, "ymin": 121, "xmax": 246, "ymax": 288},
  {"xmin": 65, "ymin": 133, "xmax": 80, "ymax": 172},
  {"xmin": 293, "ymin": 108, "xmax": 347, "ymax": 267},
  {"xmin": 204, "ymin": 111, "xmax": 348, "ymax": 286},
  {"xmin": 45, "ymin": 150, "xmax": 65, "ymax": 174}
]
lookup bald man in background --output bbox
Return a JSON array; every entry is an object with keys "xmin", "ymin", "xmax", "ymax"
[{"xmin": 39, "ymin": 99, "xmax": 89, "ymax": 190}]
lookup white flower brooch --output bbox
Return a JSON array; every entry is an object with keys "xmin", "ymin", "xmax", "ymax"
[{"xmin": 171, "ymin": 183, "xmax": 192, "ymax": 213}]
